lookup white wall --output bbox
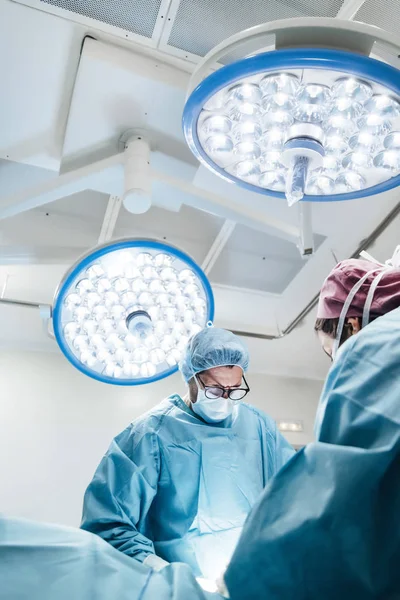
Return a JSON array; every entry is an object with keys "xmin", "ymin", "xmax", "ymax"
[{"xmin": 0, "ymin": 351, "xmax": 322, "ymax": 527}]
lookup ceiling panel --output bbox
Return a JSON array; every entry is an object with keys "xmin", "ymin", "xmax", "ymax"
[
  {"xmin": 210, "ymin": 224, "xmax": 325, "ymax": 293},
  {"xmin": 114, "ymin": 203, "xmax": 224, "ymax": 265},
  {"xmin": 11, "ymin": 0, "xmax": 168, "ymax": 46},
  {"xmin": 41, "ymin": 0, "xmax": 163, "ymax": 37},
  {"xmin": 41, "ymin": 189, "xmax": 109, "ymax": 222},
  {"xmin": 355, "ymin": 0, "xmax": 400, "ymax": 39},
  {"xmin": 0, "ymin": 1, "xmax": 81, "ymax": 170},
  {"xmin": 0, "ymin": 159, "xmax": 55, "ymax": 200},
  {"xmin": 61, "ymin": 38, "xmax": 190, "ymax": 164},
  {"xmin": 166, "ymin": 0, "xmax": 345, "ymax": 58},
  {"xmin": 0, "ymin": 190, "xmax": 109, "ymax": 263}
]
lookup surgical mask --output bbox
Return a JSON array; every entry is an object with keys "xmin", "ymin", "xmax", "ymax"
[
  {"xmin": 192, "ymin": 388, "xmax": 235, "ymax": 423},
  {"xmin": 332, "ymin": 246, "xmax": 400, "ymax": 359}
]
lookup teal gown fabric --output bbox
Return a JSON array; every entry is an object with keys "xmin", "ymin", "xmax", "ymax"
[
  {"xmin": 225, "ymin": 307, "xmax": 400, "ymax": 599},
  {"xmin": 81, "ymin": 395, "xmax": 294, "ymax": 579},
  {"xmin": 0, "ymin": 516, "xmax": 220, "ymax": 600}
]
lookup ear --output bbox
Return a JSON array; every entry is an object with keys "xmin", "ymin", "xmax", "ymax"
[
  {"xmin": 347, "ymin": 317, "xmax": 361, "ymax": 335},
  {"xmin": 188, "ymin": 378, "xmax": 198, "ymax": 403}
]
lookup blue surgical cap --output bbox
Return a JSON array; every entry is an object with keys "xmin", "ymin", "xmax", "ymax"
[{"xmin": 179, "ymin": 327, "xmax": 249, "ymax": 383}]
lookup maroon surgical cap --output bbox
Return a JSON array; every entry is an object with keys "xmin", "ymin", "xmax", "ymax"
[{"xmin": 317, "ymin": 258, "xmax": 400, "ymax": 319}]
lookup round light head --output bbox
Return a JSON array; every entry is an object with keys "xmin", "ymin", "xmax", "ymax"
[
  {"xmin": 183, "ymin": 49, "xmax": 400, "ymax": 202},
  {"xmin": 53, "ymin": 239, "xmax": 214, "ymax": 385}
]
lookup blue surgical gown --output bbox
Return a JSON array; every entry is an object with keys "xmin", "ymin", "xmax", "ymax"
[
  {"xmin": 0, "ymin": 516, "xmax": 220, "ymax": 600},
  {"xmin": 225, "ymin": 307, "xmax": 400, "ymax": 599},
  {"xmin": 81, "ymin": 395, "xmax": 294, "ymax": 579}
]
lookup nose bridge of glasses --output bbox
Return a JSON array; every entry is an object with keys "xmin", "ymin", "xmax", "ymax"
[{"xmin": 212, "ymin": 384, "xmax": 233, "ymax": 397}]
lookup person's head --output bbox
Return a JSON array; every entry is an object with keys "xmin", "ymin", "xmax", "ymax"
[
  {"xmin": 179, "ymin": 327, "xmax": 250, "ymax": 421},
  {"xmin": 315, "ymin": 315, "xmax": 361, "ymax": 360},
  {"xmin": 315, "ymin": 257, "xmax": 400, "ymax": 359},
  {"xmin": 187, "ymin": 365, "xmax": 246, "ymax": 404}
]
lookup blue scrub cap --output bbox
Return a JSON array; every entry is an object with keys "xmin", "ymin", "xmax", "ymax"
[{"xmin": 179, "ymin": 327, "xmax": 249, "ymax": 383}]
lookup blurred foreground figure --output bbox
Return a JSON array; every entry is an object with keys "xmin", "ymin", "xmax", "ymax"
[
  {"xmin": 0, "ymin": 516, "xmax": 221, "ymax": 600},
  {"xmin": 223, "ymin": 249, "xmax": 400, "ymax": 600}
]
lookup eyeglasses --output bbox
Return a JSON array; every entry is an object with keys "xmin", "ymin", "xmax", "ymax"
[{"xmin": 197, "ymin": 374, "xmax": 250, "ymax": 401}]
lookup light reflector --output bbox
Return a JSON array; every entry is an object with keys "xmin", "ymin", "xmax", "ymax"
[
  {"xmin": 183, "ymin": 49, "xmax": 400, "ymax": 203},
  {"xmin": 53, "ymin": 240, "xmax": 214, "ymax": 385}
]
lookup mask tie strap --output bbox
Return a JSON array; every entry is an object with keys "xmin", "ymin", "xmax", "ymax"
[
  {"xmin": 359, "ymin": 250, "xmax": 384, "ymax": 266},
  {"xmin": 362, "ymin": 268, "xmax": 390, "ymax": 328},
  {"xmin": 360, "ymin": 245, "xmax": 400, "ymax": 328},
  {"xmin": 333, "ymin": 268, "xmax": 381, "ymax": 359},
  {"xmin": 385, "ymin": 245, "xmax": 400, "ymax": 268}
]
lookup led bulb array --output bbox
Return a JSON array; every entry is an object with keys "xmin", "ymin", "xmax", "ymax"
[
  {"xmin": 53, "ymin": 241, "xmax": 214, "ymax": 385},
  {"xmin": 184, "ymin": 50, "xmax": 400, "ymax": 202},
  {"xmin": 197, "ymin": 72, "xmax": 400, "ymax": 197}
]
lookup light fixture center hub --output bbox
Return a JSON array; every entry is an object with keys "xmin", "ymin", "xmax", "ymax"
[{"xmin": 126, "ymin": 310, "xmax": 153, "ymax": 339}]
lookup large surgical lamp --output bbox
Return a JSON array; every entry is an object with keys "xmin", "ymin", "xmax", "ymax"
[
  {"xmin": 52, "ymin": 239, "xmax": 214, "ymax": 384},
  {"xmin": 2, "ymin": 239, "xmax": 214, "ymax": 385},
  {"xmin": 183, "ymin": 18, "xmax": 400, "ymax": 206}
]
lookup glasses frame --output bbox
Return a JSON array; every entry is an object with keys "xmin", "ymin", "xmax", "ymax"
[{"xmin": 197, "ymin": 374, "xmax": 250, "ymax": 401}]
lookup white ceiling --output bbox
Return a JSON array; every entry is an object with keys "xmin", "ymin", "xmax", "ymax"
[{"xmin": 1, "ymin": 0, "xmax": 400, "ymax": 382}]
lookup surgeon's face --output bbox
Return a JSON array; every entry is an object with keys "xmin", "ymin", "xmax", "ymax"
[
  {"xmin": 317, "ymin": 317, "xmax": 361, "ymax": 360},
  {"xmin": 190, "ymin": 366, "xmax": 244, "ymax": 402}
]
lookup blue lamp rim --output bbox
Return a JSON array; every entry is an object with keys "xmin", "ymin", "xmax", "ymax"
[
  {"xmin": 183, "ymin": 48, "xmax": 400, "ymax": 203},
  {"xmin": 52, "ymin": 238, "xmax": 215, "ymax": 386}
]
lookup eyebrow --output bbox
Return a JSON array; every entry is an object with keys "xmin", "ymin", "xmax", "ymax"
[{"xmin": 202, "ymin": 377, "xmax": 242, "ymax": 388}]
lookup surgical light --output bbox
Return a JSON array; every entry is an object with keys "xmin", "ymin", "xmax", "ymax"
[
  {"xmin": 52, "ymin": 239, "xmax": 214, "ymax": 385},
  {"xmin": 183, "ymin": 18, "xmax": 400, "ymax": 206}
]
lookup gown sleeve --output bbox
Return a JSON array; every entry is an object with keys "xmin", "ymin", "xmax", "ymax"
[{"xmin": 81, "ymin": 422, "xmax": 160, "ymax": 563}]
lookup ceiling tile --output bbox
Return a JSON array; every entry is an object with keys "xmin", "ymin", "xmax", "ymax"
[
  {"xmin": 210, "ymin": 223, "xmax": 325, "ymax": 293},
  {"xmin": 355, "ymin": 0, "xmax": 400, "ymax": 39},
  {"xmin": 167, "ymin": 0, "xmax": 345, "ymax": 57},
  {"xmin": 114, "ymin": 203, "xmax": 224, "ymax": 265}
]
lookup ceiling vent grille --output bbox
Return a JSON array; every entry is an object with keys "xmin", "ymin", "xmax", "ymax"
[
  {"xmin": 11, "ymin": 0, "xmax": 166, "ymax": 43},
  {"xmin": 41, "ymin": 0, "xmax": 162, "ymax": 37},
  {"xmin": 355, "ymin": 0, "xmax": 400, "ymax": 39},
  {"xmin": 166, "ymin": 0, "xmax": 345, "ymax": 57}
]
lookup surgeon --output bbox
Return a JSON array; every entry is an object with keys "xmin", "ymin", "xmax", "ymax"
[
  {"xmin": 221, "ymin": 249, "xmax": 400, "ymax": 599},
  {"xmin": 314, "ymin": 248, "xmax": 400, "ymax": 360},
  {"xmin": 81, "ymin": 326, "xmax": 294, "ymax": 584}
]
